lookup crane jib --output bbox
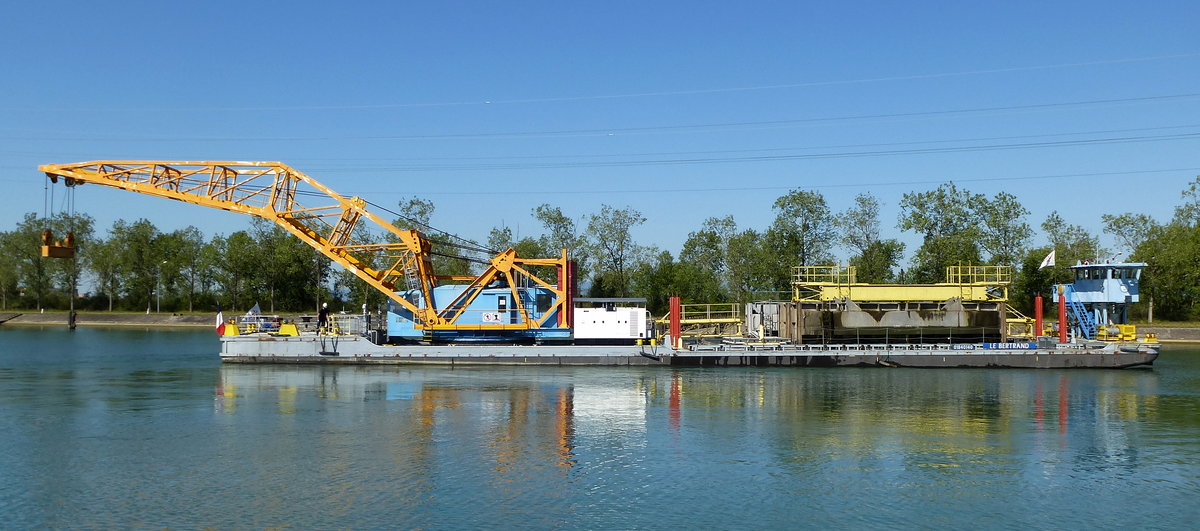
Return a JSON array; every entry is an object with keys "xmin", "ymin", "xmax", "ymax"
[{"xmin": 38, "ymin": 161, "xmax": 573, "ymax": 334}]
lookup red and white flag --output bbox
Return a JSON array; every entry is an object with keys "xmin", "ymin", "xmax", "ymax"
[{"xmin": 216, "ymin": 309, "xmax": 226, "ymax": 336}]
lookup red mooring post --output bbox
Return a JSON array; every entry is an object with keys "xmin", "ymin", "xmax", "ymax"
[
  {"xmin": 669, "ymin": 296, "xmax": 682, "ymax": 350},
  {"xmin": 566, "ymin": 259, "xmax": 576, "ymax": 329},
  {"xmin": 1058, "ymin": 292, "xmax": 1068, "ymax": 343},
  {"xmin": 557, "ymin": 259, "xmax": 566, "ymax": 328},
  {"xmin": 1034, "ymin": 293, "xmax": 1044, "ymax": 337}
]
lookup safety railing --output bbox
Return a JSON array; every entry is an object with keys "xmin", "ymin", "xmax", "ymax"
[{"xmin": 944, "ymin": 265, "xmax": 1012, "ymax": 285}]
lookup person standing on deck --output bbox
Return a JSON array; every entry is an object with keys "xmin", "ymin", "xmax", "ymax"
[{"xmin": 317, "ymin": 302, "xmax": 329, "ymax": 332}]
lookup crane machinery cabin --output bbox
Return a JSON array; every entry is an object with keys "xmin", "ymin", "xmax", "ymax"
[{"xmin": 38, "ymin": 161, "xmax": 588, "ymax": 344}]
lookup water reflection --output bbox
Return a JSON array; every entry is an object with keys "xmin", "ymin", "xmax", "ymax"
[
  {"xmin": 216, "ymin": 366, "xmax": 599, "ymax": 478},
  {"xmin": 6, "ymin": 327, "xmax": 1198, "ymax": 528},
  {"xmin": 14, "ymin": 354, "xmax": 1180, "ymax": 528},
  {"xmin": 212, "ymin": 364, "xmax": 1173, "ymax": 490}
]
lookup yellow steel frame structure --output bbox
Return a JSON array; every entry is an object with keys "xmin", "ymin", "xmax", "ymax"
[
  {"xmin": 793, "ymin": 265, "xmax": 1011, "ymax": 302},
  {"xmin": 39, "ymin": 161, "xmax": 569, "ymax": 332},
  {"xmin": 654, "ymin": 303, "xmax": 743, "ymax": 339}
]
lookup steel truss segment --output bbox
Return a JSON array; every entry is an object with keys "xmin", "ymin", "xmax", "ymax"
[{"xmin": 38, "ymin": 161, "xmax": 436, "ymax": 318}]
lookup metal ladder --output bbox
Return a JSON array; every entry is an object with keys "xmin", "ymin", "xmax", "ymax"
[{"xmin": 1063, "ymin": 285, "xmax": 1097, "ymax": 340}]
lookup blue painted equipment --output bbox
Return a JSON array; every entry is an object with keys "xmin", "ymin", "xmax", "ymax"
[
  {"xmin": 388, "ymin": 285, "xmax": 569, "ymax": 343},
  {"xmin": 1055, "ymin": 261, "xmax": 1144, "ymax": 340}
]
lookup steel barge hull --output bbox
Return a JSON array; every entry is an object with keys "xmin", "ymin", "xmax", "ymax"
[{"xmin": 219, "ymin": 335, "xmax": 1159, "ymax": 369}]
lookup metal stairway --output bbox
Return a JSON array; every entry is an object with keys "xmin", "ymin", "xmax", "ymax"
[{"xmin": 1063, "ymin": 285, "xmax": 1097, "ymax": 339}]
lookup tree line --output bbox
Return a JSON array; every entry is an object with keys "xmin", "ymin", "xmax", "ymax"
[{"xmin": 2, "ymin": 179, "xmax": 1197, "ymax": 320}]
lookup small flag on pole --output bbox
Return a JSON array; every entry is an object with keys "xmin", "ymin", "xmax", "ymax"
[
  {"xmin": 1039, "ymin": 250, "xmax": 1056, "ymax": 270},
  {"xmin": 215, "ymin": 306, "xmax": 226, "ymax": 336}
]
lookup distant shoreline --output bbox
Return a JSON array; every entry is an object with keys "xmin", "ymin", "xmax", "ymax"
[{"xmin": 1, "ymin": 312, "xmax": 213, "ymax": 328}]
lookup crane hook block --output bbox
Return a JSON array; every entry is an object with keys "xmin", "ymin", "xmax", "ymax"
[{"xmin": 40, "ymin": 230, "xmax": 75, "ymax": 259}]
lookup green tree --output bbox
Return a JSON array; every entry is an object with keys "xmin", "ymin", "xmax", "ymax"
[
  {"xmin": 392, "ymin": 196, "xmax": 436, "ymax": 230},
  {"xmin": 534, "ymin": 204, "xmax": 590, "ymax": 277},
  {"xmin": 1101, "ymin": 213, "xmax": 1161, "ymax": 256},
  {"xmin": 585, "ymin": 204, "xmax": 647, "ymax": 297},
  {"xmin": 164, "ymin": 226, "xmax": 209, "ymax": 312},
  {"xmin": 391, "ymin": 196, "xmax": 475, "ymax": 279},
  {"xmin": 54, "ymin": 213, "xmax": 94, "ymax": 311},
  {"xmin": 629, "ymin": 250, "xmax": 675, "ymax": 315},
  {"xmin": 252, "ymin": 220, "xmax": 307, "ymax": 312},
  {"xmin": 1129, "ymin": 180, "xmax": 1200, "ymax": 320},
  {"xmin": 850, "ymin": 240, "xmax": 905, "ymax": 284},
  {"xmin": 1172, "ymin": 176, "xmax": 1200, "ymax": 227},
  {"xmin": 1040, "ymin": 211, "xmax": 1105, "ymax": 286},
  {"xmin": 1133, "ymin": 224, "xmax": 1200, "ymax": 320},
  {"xmin": 4, "ymin": 214, "xmax": 53, "ymax": 309},
  {"xmin": 898, "ymin": 183, "xmax": 984, "ymax": 283},
  {"xmin": 88, "ymin": 236, "xmax": 123, "ymax": 311},
  {"xmin": 836, "ymin": 193, "xmax": 880, "ymax": 254},
  {"xmin": 210, "ymin": 231, "xmax": 260, "ymax": 311},
  {"xmin": 488, "ymin": 226, "xmax": 515, "ymax": 252},
  {"xmin": 154, "ymin": 227, "xmax": 203, "ymax": 312},
  {"xmin": 679, "ymin": 215, "xmax": 736, "ymax": 302},
  {"xmin": 768, "ymin": 190, "xmax": 835, "ymax": 277},
  {"xmin": 0, "ymin": 230, "xmax": 18, "ymax": 309},
  {"xmin": 630, "ymin": 248, "xmax": 731, "ymax": 314},
  {"xmin": 3, "ymin": 212, "xmax": 92, "ymax": 310},
  {"xmin": 107, "ymin": 219, "xmax": 167, "ymax": 312},
  {"xmin": 488, "ymin": 225, "xmax": 546, "ymax": 257},
  {"xmin": 836, "ymin": 193, "xmax": 904, "ymax": 282},
  {"xmin": 976, "ymin": 191, "xmax": 1031, "ymax": 268},
  {"xmin": 725, "ymin": 229, "xmax": 775, "ymax": 302}
]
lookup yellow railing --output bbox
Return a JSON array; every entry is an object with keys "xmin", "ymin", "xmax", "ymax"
[
  {"xmin": 945, "ymin": 265, "xmax": 1012, "ymax": 285},
  {"xmin": 791, "ymin": 264, "xmax": 1013, "ymax": 302},
  {"xmin": 793, "ymin": 265, "xmax": 857, "ymax": 285},
  {"xmin": 680, "ymin": 303, "xmax": 743, "ymax": 323},
  {"xmin": 657, "ymin": 303, "xmax": 744, "ymax": 339}
]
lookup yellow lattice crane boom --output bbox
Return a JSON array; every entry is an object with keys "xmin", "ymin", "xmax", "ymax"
[{"xmin": 39, "ymin": 161, "xmax": 570, "ymax": 332}]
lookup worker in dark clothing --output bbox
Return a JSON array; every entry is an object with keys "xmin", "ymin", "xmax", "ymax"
[{"xmin": 317, "ymin": 302, "xmax": 329, "ymax": 332}]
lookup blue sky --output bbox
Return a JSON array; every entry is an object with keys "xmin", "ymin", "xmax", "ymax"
[{"xmin": 2, "ymin": 1, "xmax": 1197, "ymax": 261}]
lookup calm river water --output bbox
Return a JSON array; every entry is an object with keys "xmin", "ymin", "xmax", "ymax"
[{"xmin": 1, "ymin": 326, "xmax": 1198, "ymax": 529}]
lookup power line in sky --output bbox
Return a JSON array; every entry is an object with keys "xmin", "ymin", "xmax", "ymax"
[
  {"xmin": 288, "ymin": 124, "xmax": 1200, "ymax": 166},
  {"xmin": 303, "ymin": 131, "xmax": 1200, "ymax": 172},
  {"xmin": 395, "ymin": 167, "xmax": 1200, "ymax": 196},
  {"xmin": 5, "ymin": 52, "xmax": 1198, "ymax": 112},
  {"xmin": 4, "ymin": 92, "xmax": 1199, "ymax": 143},
  {"xmin": 6, "ymin": 122, "xmax": 1196, "ymax": 162},
  {"xmin": 0, "ymin": 128, "xmax": 1196, "ymax": 180}
]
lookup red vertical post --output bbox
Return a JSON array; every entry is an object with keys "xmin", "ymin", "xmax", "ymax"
[
  {"xmin": 669, "ymin": 296, "xmax": 682, "ymax": 350},
  {"xmin": 557, "ymin": 259, "xmax": 565, "ymax": 328},
  {"xmin": 1058, "ymin": 292, "xmax": 1068, "ymax": 343},
  {"xmin": 566, "ymin": 258, "xmax": 576, "ymax": 329},
  {"xmin": 1034, "ymin": 293, "xmax": 1044, "ymax": 337}
]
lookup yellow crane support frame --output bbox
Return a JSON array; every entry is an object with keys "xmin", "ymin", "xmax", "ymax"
[
  {"xmin": 792, "ymin": 265, "xmax": 1011, "ymax": 302},
  {"xmin": 39, "ymin": 161, "xmax": 569, "ymax": 331},
  {"xmin": 654, "ymin": 303, "xmax": 744, "ymax": 339}
]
